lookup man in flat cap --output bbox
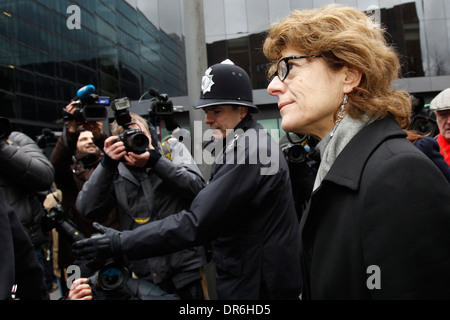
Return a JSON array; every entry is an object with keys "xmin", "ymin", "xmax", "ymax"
[{"xmin": 430, "ymin": 88, "xmax": 450, "ymax": 166}]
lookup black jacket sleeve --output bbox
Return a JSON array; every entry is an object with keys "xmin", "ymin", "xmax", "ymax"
[
  {"xmin": 0, "ymin": 191, "xmax": 48, "ymax": 300},
  {"xmin": 0, "ymin": 132, "xmax": 54, "ymax": 191}
]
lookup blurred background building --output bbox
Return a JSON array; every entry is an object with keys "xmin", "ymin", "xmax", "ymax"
[{"xmin": 1, "ymin": 0, "xmax": 449, "ymax": 144}]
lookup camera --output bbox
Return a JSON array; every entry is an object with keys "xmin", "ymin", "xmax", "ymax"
[
  {"xmin": 117, "ymin": 129, "xmax": 149, "ymax": 155},
  {"xmin": 280, "ymin": 133, "xmax": 319, "ymax": 221},
  {"xmin": 64, "ymin": 85, "xmax": 110, "ymax": 122},
  {"xmin": 409, "ymin": 95, "xmax": 439, "ymax": 137},
  {"xmin": 0, "ymin": 117, "xmax": 12, "ymax": 141},
  {"xmin": 36, "ymin": 128, "xmax": 60, "ymax": 149},
  {"xmin": 281, "ymin": 133, "xmax": 310, "ymax": 163},
  {"xmin": 41, "ymin": 203, "xmax": 126, "ymax": 293},
  {"xmin": 282, "ymin": 144, "xmax": 307, "ymax": 163},
  {"xmin": 42, "ymin": 202, "xmax": 85, "ymax": 243},
  {"xmin": 111, "ymin": 97, "xmax": 149, "ymax": 155},
  {"xmin": 42, "ymin": 201, "xmax": 179, "ymax": 300},
  {"xmin": 92, "ymin": 261, "xmax": 129, "ymax": 292},
  {"xmin": 149, "ymin": 88, "xmax": 173, "ymax": 116}
]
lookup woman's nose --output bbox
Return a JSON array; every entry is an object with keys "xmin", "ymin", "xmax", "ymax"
[{"xmin": 267, "ymin": 76, "xmax": 285, "ymax": 97}]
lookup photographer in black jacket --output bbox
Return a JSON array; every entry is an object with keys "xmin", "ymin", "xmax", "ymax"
[
  {"xmin": 76, "ymin": 112, "xmax": 208, "ymax": 299},
  {"xmin": 0, "ymin": 118, "xmax": 54, "ymax": 292},
  {"xmin": 0, "ymin": 189, "xmax": 48, "ymax": 299}
]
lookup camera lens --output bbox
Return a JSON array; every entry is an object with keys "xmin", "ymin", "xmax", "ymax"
[
  {"xmin": 120, "ymin": 129, "xmax": 149, "ymax": 154},
  {"xmin": 98, "ymin": 264, "xmax": 127, "ymax": 291},
  {"xmin": 287, "ymin": 145, "xmax": 306, "ymax": 163},
  {"xmin": 130, "ymin": 133, "xmax": 149, "ymax": 154},
  {"xmin": 411, "ymin": 118, "xmax": 434, "ymax": 135},
  {"xmin": 131, "ymin": 134, "xmax": 148, "ymax": 148}
]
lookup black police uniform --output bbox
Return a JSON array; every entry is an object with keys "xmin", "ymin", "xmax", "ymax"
[{"xmin": 119, "ymin": 62, "xmax": 302, "ymax": 299}]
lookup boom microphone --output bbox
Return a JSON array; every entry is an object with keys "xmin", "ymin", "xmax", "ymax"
[
  {"xmin": 77, "ymin": 85, "xmax": 96, "ymax": 100},
  {"xmin": 148, "ymin": 87, "xmax": 160, "ymax": 98}
]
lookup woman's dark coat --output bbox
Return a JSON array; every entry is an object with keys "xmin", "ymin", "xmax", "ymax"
[{"xmin": 300, "ymin": 117, "xmax": 450, "ymax": 299}]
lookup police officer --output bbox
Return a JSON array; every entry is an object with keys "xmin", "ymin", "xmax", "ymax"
[{"xmin": 74, "ymin": 60, "xmax": 302, "ymax": 300}]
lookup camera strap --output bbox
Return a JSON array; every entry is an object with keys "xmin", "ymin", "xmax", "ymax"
[
  {"xmin": 160, "ymin": 141, "xmax": 172, "ymax": 160},
  {"xmin": 114, "ymin": 172, "xmax": 154, "ymax": 227}
]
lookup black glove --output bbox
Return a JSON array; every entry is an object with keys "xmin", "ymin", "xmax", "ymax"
[{"xmin": 73, "ymin": 222, "xmax": 123, "ymax": 263}]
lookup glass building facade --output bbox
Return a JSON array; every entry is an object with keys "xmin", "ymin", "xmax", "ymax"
[{"xmin": 0, "ymin": 0, "xmax": 186, "ymax": 138}]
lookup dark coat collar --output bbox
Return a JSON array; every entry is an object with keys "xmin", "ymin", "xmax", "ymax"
[{"xmin": 321, "ymin": 117, "xmax": 407, "ymax": 191}]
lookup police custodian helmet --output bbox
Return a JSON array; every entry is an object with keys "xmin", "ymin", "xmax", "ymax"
[{"xmin": 193, "ymin": 60, "xmax": 259, "ymax": 113}]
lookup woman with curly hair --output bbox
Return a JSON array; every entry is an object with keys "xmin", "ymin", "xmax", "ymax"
[{"xmin": 264, "ymin": 4, "xmax": 450, "ymax": 299}]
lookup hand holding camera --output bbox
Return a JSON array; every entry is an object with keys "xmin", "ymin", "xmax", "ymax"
[
  {"xmin": 63, "ymin": 85, "xmax": 110, "ymax": 124},
  {"xmin": 104, "ymin": 136, "xmax": 151, "ymax": 167},
  {"xmin": 64, "ymin": 85, "xmax": 105, "ymax": 138},
  {"xmin": 68, "ymin": 278, "xmax": 92, "ymax": 300}
]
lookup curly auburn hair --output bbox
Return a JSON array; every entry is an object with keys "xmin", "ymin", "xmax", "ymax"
[{"xmin": 263, "ymin": 4, "xmax": 412, "ymax": 129}]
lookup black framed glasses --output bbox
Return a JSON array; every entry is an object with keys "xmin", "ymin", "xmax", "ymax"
[{"xmin": 274, "ymin": 55, "xmax": 321, "ymax": 81}]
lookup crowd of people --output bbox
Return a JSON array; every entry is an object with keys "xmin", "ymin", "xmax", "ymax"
[{"xmin": 1, "ymin": 4, "xmax": 450, "ymax": 301}]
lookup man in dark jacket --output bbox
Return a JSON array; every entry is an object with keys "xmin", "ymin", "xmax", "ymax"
[
  {"xmin": 0, "ymin": 189, "xmax": 48, "ymax": 300},
  {"xmin": 50, "ymin": 102, "xmax": 119, "ymax": 295},
  {"xmin": 74, "ymin": 61, "xmax": 302, "ymax": 300},
  {"xmin": 0, "ymin": 119, "xmax": 54, "ymax": 293},
  {"xmin": 0, "ymin": 121, "xmax": 54, "ymax": 247}
]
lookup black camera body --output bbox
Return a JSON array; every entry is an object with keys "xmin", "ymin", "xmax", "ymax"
[
  {"xmin": 280, "ymin": 133, "xmax": 319, "ymax": 221},
  {"xmin": 409, "ymin": 107, "xmax": 438, "ymax": 137},
  {"xmin": 149, "ymin": 88, "xmax": 173, "ymax": 116},
  {"xmin": 77, "ymin": 94, "xmax": 111, "ymax": 121},
  {"xmin": 281, "ymin": 134, "xmax": 310, "ymax": 164},
  {"xmin": 116, "ymin": 128, "xmax": 149, "ymax": 155},
  {"xmin": 64, "ymin": 94, "xmax": 111, "ymax": 122},
  {"xmin": 409, "ymin": 94, "xmax": 439, "ymax": 137},
  {"xmin": 63, "ymin": 85, "xmax": 110, "ymax": 123},
  {"xmin": 111, "ymin": 97, "xmax": 149, "ymax": 155},
  {"xmin": 282, "ymin": 143, "xmax": 307, "ymax": 163},
  {"xmin": 42, "ymin": 203, "xmax": 127, "ymax": 293},
  {"xmin": 42, "ymin": 202, "xmax": 85, "ymax": 243}
]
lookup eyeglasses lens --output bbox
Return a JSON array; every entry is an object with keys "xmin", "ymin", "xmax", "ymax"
[{"xmin": 277, "ymin": 59, "xmax": 287, "ymax": 81}]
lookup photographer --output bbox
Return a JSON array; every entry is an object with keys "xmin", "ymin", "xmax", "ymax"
[
  {"xmin": 280, "ymin": 133, "xmax": 318, "ymax": 221},
  {"xmin": 0, "ymin": 117, "xmax": 54, "ymax": 288},
  {"xmin": 0, "ymin": 189, "xmax": 48, "ymax": 300},
  {"xmin": 76, "ymin": 112, "xmax": 208, "ymax": 300},
  {"xmin": 50, "ymin": 102, "xmax": 119, "ymax": 295}
]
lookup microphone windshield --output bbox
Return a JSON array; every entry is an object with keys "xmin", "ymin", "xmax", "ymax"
[{"xmin": 77, "ymin": 85, "xmax": 96, "ymax": 99}]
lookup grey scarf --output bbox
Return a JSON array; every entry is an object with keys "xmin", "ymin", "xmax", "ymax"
[{"xmin": 313, "ymin": 113, "xmax": 375, "ymax": 191}]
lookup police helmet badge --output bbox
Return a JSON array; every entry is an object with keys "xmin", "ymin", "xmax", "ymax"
[{"xmin": 201, "ymin": 67, "xmax": 214, "ymax": 94}]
